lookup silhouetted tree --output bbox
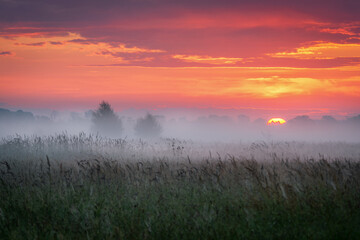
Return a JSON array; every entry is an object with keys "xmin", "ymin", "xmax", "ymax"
[
  {"xmin": 253, "ymin": 118, "xmax": 266, "ymax": 126},
  {"xmin": 0, "ymin": 108, "xmax": 34, "ymax": 121},
  {"xmin": 288, "ymin": 115, "xmax": 314, "ymax": 126},
  {"xmin": 238, "ymin": 114, "xmax": 250, "ymax": 124},
  {"xmin": 92, "ymin": 101, "xmax": 122, "ymax": 137},
  {"xmin": 134, "ymin": 113, "xmax": 162, "ymax": 138},
  {"xmin": 347, "ymin": 114, "xmax": 360, "ymax": 124},
  {"xmin": 321, "ymin": 115, "xmax": 337, "ymax": 124}
]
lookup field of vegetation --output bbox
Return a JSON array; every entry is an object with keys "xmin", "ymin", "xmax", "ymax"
[{"xmin": 1, "ymin": 133, "xmax": 360, "ymax": 239}]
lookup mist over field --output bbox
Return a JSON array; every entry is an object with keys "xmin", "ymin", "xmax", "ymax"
[
  {"xmin": 1, "ymin": 106, "xmax": 360, "ymax": 239},
  {"xmin": 1, "ymin": 104, "xmax": 360, "ymax": 239},
  {"xmin": 1, "ymin": 106, "xmax": 360, "ymax": 143}
]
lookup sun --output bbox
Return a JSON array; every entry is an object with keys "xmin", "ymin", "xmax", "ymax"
[{"xmin": 267, "ymin": 118, "xmax": 286, "ymax": 125}]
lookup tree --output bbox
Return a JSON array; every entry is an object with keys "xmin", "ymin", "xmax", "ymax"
[
  {"xmin": 134, "ymin": 113, "xmax": 162, "ymax": 138},
  {"xmin": 92, "ymin": 101, "xmax": 122, "ymax": 137}
]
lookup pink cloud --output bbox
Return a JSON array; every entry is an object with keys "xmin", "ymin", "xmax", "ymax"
[
  {"xmin": 15, "ymin": 42, "xmax": 46, "ymax": 47},
  {"xmin": 49, "ymin": 41, "xmax": 63, "ymax": 45}
]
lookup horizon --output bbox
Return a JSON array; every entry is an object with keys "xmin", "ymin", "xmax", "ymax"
[
  {"xmin": 1, "ymin": 104, "xmax": 359, "ymax": 142},
  {"xmin": 2, "ymin": 104, "xmax": 360, "ymax": 122}
]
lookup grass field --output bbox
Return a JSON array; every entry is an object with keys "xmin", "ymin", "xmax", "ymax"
[{"xmin": 1, "ymin": 134, "xmax": 360, "ymax": 239}]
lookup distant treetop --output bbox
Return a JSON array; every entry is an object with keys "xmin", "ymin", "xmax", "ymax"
[{"xmin": 92, "ymin": 101, "xmax": 122, "ymax": 137}]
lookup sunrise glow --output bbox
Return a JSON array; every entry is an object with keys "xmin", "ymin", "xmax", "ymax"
[
  {"xmin": 267, "ymin": 118, "xmax": 287, "ymax": 125},
  {"xmin": 0, "ymin": 0, "xmax": 360, "ymax": 119}
]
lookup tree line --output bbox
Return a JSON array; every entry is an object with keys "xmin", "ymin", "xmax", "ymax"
[{"xmin": 92, "ymin": 101, "xmax": 162, "ymax": 138}]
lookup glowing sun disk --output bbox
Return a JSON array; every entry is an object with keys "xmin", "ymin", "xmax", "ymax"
[{"xmin": 267, "ymin": 118, "xmax": 286, "ymax": 125}]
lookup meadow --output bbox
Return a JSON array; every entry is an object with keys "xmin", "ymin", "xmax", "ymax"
[{"xmin": 1, "ymin": 133, "xmax": 360, "ymax": 239}]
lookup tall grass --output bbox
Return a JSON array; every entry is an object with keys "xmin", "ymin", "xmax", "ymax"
[{"xmin": 1, "ymin": 133, "xmax": 360, "ymax": 239}]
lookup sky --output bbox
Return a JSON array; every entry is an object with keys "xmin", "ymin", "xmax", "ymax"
[{"xmin": 1, "ymin": 0, "xmax": 360, "ymax": 119}]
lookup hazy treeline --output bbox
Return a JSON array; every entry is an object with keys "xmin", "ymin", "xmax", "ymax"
[{"xmin": 1, "ymin": 106, "xmax": 360, "ymax": 142}]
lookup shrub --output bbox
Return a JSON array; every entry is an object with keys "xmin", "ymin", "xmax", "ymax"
[{"xmin": 134, "ymin": 113, "xmax": 162, "ymax": 138}]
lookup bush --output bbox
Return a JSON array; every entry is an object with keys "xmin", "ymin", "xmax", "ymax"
[{"xmin": 134, "ymin": 113, "xmax": 162, "ymax": 138}]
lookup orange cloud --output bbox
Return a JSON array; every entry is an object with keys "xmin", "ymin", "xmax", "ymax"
[
  {"xmin": 0, "ymin": 32, "xmax": 165, "ymax": 64},
  {"xmin": 223, "ymin": 76, "xmax": 335, "ymax": 98},
  {"xmin": 320, "ymin": 28, "xmax": 357, "ymax": 36},
  {"xmin": 316, "ymin": 22, "xmax": 360, "ymax": 36},
  {"xmin": 269, "ymin": 42, "xmax": 360, "ymax": 59},
  {"xmin": 173, "ymin": 55, "xmax": 243, "ymax": 65}
]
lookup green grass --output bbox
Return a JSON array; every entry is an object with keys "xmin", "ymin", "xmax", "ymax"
[
  {"xmin": 1, "ymin": 159, "xmax": 360, "ymax": 239},
  {"xmin": 0, "ymin": 135, "xmax": 360, "ymax": 239},
  {"xmin": 2, "ymin": 183, "xmax": 358, "ymax": 240}
]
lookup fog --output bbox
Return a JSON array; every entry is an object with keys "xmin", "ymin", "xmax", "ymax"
[{"xmin": 1, "ymin": 107, "xmax": 359, "ymax": 143}]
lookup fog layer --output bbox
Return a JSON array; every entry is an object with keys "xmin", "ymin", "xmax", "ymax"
[{"xmin": 0, "ymin": 107, "xmax": 359, "ymax": 142}]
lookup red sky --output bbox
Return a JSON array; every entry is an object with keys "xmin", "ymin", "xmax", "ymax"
[{"xmin": 1, "ymin": 0, "xmax": 360, "ymax": 119}]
